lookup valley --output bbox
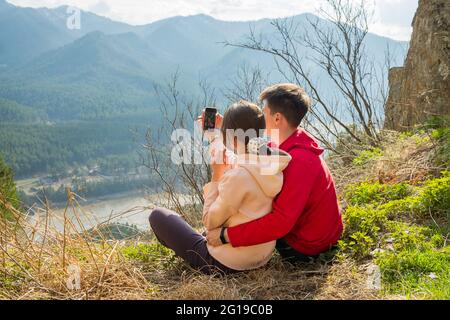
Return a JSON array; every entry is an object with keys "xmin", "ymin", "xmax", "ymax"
[{"xmin": 0, "ymin": 0, "xmax": 407, "ymax": 205}]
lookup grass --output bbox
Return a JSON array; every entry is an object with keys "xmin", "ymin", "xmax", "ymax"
[
  {"xmin": 375, "ymin": 248, "xmax": 450, "ymax": 299},
  {"xmin": 1, "ymin": 122, "xmax": 449, "ymax": 300},
  {"xmin": 0, "ymin": 197, "xmax": 376, "ymax": 300},
  {"xmin": 338, "ymin": 171, "xmax": 449, "ymax": 299},
  {"xmin": 0, "ymin": 187, "xmax": 380, "ymax": 300}
]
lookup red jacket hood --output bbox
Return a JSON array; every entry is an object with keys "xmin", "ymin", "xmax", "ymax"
[{"xmin": 276, "ymin": 128, "xmax": 324, "ymax": 155}]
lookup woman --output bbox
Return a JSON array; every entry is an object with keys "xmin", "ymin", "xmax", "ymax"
[{"xmin": 149, "ymin": 100, "xmax": 291, "ymax": 274}]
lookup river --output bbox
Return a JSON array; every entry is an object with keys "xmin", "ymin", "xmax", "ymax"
[{"xmin": 25, "ymin": 192, "xmax": 191, "ymax": 234}]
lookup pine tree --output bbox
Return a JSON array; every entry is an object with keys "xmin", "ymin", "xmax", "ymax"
[{"xmin": 0, "ymin": 155, "xmax": 19, "ymax": 220}]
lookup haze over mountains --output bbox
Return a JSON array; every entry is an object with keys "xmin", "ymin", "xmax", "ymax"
[{"xmin": 0, "ymin": 0, "xmax": 408, "ymax": 177}]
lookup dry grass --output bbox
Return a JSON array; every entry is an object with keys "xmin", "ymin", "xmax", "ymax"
[
  {"xmin": 0, "ymin": 193, "xmax": 156, "ymax": 300},
  {"xmin": 374, "ymin": 131, "xmax": 444, "ymax": 184},
  {"xmin": 0, "ymin": 192, "xmax": 380, "ymax": 300},
  {"xmin": 158, "ymin": 259, "xmax": 381, "ymax": 300},
  {"xmin": 331, "ymin": 130, "xmax": 443, "ymax": 194}
]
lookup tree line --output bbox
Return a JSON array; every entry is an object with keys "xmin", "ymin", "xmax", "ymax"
[
  {"xmin": 19, "ymin": 175, "xmax": 158, "ymax": 206},
  {"xmin": 0, "ymin": 120, "xmax": 151, "ymax": 178}
]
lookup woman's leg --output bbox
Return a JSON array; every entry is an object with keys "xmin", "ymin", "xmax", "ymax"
[{"xmin": 149, "ymin": 207, "xmax": 237, "ymax": 275}]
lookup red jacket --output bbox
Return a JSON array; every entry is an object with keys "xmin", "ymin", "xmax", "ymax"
[{"xmin": 227, "ymin": 128, "xmax": 343, "ymax": 255}]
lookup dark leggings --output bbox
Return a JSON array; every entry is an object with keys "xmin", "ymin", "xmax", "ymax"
[
  {"xmin": 149, "ymin": 207, "xmax": 238, "ymax": 275},
  {"xmin": 275, "ymin": 238, "xmax": 319, "ymax": 263}
]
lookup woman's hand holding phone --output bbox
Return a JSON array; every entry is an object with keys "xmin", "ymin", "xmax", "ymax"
[
  {"xmin": 197, "ymin": 110, "xmax": 223, "ymax": 144},
  {"xmin": 196, "ymin": 109, "xmax": 223, "ymax": 131},
  {"xmin": 196, "ymin": 108, "xmax": 227, "ymax": 181}
]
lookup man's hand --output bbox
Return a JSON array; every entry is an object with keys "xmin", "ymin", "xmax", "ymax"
[{"xmin": 206, "ymin": 228, "xmax": 229, "ymax": 247}]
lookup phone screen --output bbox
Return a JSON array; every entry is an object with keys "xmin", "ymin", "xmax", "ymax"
[{"xmin": 203, "ymin": 108, "xmax": 217, "ymax": 131}]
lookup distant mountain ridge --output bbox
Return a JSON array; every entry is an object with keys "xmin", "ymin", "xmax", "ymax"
[
  {"xmin": 0, "ymin": 1, "xmax": 253, "ymax": 67},
  {"xmin": 0, "ymin": 0, "xmax": 409, "ymax": 177},
  {"xmin": 0, "ymin": 1, "xmax": 137, "ymax": 66},
  {"xmin": 0, "ymin": 2, "xmax": 407, "ymax": 119}
]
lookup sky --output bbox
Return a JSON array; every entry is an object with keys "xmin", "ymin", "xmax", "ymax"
[{"xmin": 7, "ymin": 0, "xmax": 419, "ymax": 41}]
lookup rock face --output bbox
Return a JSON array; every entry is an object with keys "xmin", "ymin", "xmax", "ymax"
[{"xmin": 384, "ymin": 0, "xmax": 450, "ymax": 131}]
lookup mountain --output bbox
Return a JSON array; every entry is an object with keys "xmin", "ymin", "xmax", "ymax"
[
  {"xmin": 2, "ymin": 8, "xmax": 408, "ymax": 121},
  {"xmin": 52, "ymin": 6, "xmax": 134, "ymax": 36},
  {"xmin": 0, "ymin": 11, "xmax": 267, "ymax": 121},
  {"xmin": 201, "ymin": 14, "xmax": 408, "ymax": 98},
  {"xmin": 0, "ymin": 1, "xmax": 134, "ymax": 66},
  {"xmin": 135, "ymin": 14, "xmax": 264, "ymax": 70},
  {"xmin": 0, "ymin": 2, "xmax": 74, "ymax": 66},
  {"xmin": 0, "ymin": 31, "xmax": 172, "ymax": 120},
  {"xmin": 16, "ymin": 31, "xmax": 164, "ymax": 83},
  {"xmin": 0, "ymin": 1, "xmax": 409, "ymax": 177}
]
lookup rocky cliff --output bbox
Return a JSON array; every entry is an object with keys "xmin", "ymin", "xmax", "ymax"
[{"xmin": 384, "ymin": 0, "xmax": 449, "ymax": 131}]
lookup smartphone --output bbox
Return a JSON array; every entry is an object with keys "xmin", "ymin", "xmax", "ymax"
[{"xmin": 203, "ymin": 107, "xmax": 217, "ymax": 131}]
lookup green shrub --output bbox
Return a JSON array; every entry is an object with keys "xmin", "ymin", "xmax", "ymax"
[
  {"xmin": 343, "ymin": 205, "xmax": 387, "ymax": 237},
  {"xmin": 418, "ymin": 172, "xmax": 450, "ymax": 220},
  {"xmin": 431, "ymin": 127, "xmax": 450, "ymax": 141},
  {"xmin": 426, "ymin": 116, "xmax": 450, "ymax": 167},
  {"xmin": 375, "ymin": 172, "xmax": 450, "ymax": 221},
  {"xmin": 399, "ymin": 131, "xmax": 414, "ymax": 140},
  {"xmin": 424, "ymin": 116, "xmax": 449, "ymax": 131},
  {"xmin": 339, "ymin": 206, "xmax": 388, "ymax": 258},
  {"xmin": 385, "ymin": 221, "xmax": 437, "ymax": 252},
  {"xmin": 378, "ymin": 197, "xmax": 421, "ymax": 219},
  {"xmin": 338, "ymin": 232, "xmax": 375, "ymax": 258},
  {"xmin": 340, "ymin": 173, "xmax": 449, "ymax": 262},
  {"xmin": 121, "ymin": 243, "xmax": 176, "ymax": 268},
  {"xmin": 345, "ymin": 181, "xmax": 411, "ymax": 206},
  {"xmin": 0, "ymin": 260, "xmax": 30, "ymax": 292},
  {"xmin": 352, "ymin": 148, "xmax": 383, "ymax": 166}
]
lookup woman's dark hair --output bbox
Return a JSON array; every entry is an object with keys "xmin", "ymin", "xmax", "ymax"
[{"xmin": 221, "ymin": 100, "xmax": 266, "ymax": 151}]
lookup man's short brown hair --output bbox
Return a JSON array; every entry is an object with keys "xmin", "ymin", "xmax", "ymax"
[{"xmin": 260, "ymin": 83, "xmax": 311, "ymax": 128}]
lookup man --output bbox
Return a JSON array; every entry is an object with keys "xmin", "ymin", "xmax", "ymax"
[{"xmin": 207, "ymin": 83, "xmax": 343, "ymax": 262}]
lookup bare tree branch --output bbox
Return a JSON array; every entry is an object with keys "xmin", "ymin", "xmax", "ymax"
[{"xmin": 224, "ymin": 0, "xmax": 392, "ymax": 155}]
